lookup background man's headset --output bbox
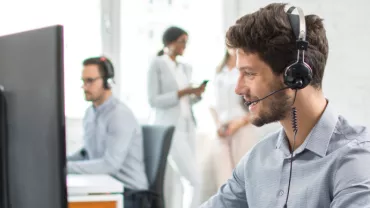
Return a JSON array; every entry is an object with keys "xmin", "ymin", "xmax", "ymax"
[
  {"xmin": 244, "ymin": 5, "xmax": 313, "ymax": 208},
  {"xmin": 99, "ymin": 56, "xmax": 115, "ymax": 89}
]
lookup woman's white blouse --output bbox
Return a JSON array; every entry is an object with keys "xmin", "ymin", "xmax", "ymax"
[
  {"xmin": 162, "ymin": 55, "xmax": 192, "ymax": 119},
  {"xmin": 212, "ymin": 65, "xmax": 247, "ymax": 123}
]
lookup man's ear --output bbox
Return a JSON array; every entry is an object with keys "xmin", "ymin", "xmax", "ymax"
[{"xmin": 279, "ymin": 73, "xmax": 285, "ymax": 84}]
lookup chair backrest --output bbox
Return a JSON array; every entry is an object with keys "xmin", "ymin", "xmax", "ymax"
[{"xmin": 142, "ymin": 125, "xmax": 175, "ymax": 207}]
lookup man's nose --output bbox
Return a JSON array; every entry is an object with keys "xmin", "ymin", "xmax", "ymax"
[
  {"xmin": 81, "ymin": 84, "xmax": 88, "ymax": 90},
  {"xmin": 235, "ymin": 75, "xmax": 247, "ymax": 95}
]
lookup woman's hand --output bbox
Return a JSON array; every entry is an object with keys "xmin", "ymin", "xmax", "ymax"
[
  {"xmin": 178, "ymin": 85, "xmax": 205, "ymax": 98},
  {"xmin": 224, "ymin": 116, "xmax": 250, "ymax": 136},
  {"xmin": 217, "ymin": 124, "xmax": 229, "ymax": 138},
  {"xmin": 193, "ymin": 84, "xmax": 205, "ymax": 97}
]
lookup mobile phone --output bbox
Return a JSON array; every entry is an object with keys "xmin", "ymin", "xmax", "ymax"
[
  {"xmin": 221, "ymin": 123, "xmax": 229, "ymax": 133},
  {"xmin": 201, "ymin": 80, "xmax": 209, "ymax": 86}
]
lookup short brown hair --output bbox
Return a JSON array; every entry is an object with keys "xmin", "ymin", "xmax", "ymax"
[
  {"xmin": 83, "ymin": 56, "xmax": 113, "ymax": 78},
  {"xmin": 226, "ymin": 3, "xmax": 329, "ymax": 89}
]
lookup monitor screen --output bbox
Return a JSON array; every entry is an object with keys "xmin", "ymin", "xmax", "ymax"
[{"xmin": 0, "ymin": 25, "xmax": 67, "ymax": 208}]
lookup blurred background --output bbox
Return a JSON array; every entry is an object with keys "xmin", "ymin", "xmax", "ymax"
[
  {"xmin": 1, "ymin": 0, "xmax": 370, "ymax": 206},
  {"xmin": 1, "ymin": 0, "xmax": 369, "ymax": 153}
]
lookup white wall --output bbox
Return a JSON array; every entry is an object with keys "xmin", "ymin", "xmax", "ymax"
[{"xmin": 234, "ymin": 0, "xmax": 370, "ymax": 127}]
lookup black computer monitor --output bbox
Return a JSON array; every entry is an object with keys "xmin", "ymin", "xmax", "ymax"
[{"xmin": 0, "ymin": 25, "xmax": 67, "ymax": 208}]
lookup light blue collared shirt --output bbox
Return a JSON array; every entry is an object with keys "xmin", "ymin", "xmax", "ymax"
[
  {"xmin": 67, "ymin": 96, "xmax": 149, "ymax": 190},
  {"xmin": 201, "ymin": 101, "xmax": 370, "ymax": 207}
]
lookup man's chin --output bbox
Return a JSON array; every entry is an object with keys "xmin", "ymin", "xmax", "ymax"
[
  {"xmin": 250, "ymin": 112, "xmax": 275, "ymax": 127},
  {"xmin": 84, "ymin": 96, "xmax": 93, "ymax": 101},
  {"xmin": 251, "ymin": 118, "xmax": 267, "ymax": 127},
  {"xmin": 251, "ymin": 113, "xmax": 284, "ymax": 127}
]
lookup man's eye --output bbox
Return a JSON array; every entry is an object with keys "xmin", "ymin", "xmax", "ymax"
[
  {"xmin": 244, "ymin": 72, "xmax": 255, "ymax": 77},
  {"xmin": 86, "ymin": 78, "xmax": 94, "ymax": 83}
]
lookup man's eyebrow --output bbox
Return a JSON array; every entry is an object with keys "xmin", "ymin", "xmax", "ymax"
[{"xmin": 238, "ymin": 66, "xmax": 254, "ymax": 71}]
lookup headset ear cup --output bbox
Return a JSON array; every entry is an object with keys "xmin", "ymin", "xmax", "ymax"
[
  {"xmin": 284, "ymin": 62, "xmax": 313, "ymax": 89},
  {"xmin": 103, "ymin": 59, "xmax": 114, "ymax": 79},
  {"xmin": 99, "ymin": 56, "xmax": 114, "ymax": 89},
  {"xmin": 103, "ymin": 79, "xmax": 109, "ymax": 89}
]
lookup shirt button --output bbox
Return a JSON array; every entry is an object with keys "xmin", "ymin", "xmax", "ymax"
[{"xmin": 278, "ymin": 190, "xmax": 284, "ymax": 196}]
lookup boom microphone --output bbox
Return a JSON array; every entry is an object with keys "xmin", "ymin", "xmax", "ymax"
[{"xmin": 244, "ymin": 86, "xmax": 291, "ymax": 106}]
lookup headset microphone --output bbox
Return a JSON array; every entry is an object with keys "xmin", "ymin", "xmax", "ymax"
[
  {"xmin": 244, "ymin": 80, "xmax": 303, "ymax": 106},
  {"xmin": 244, "ymin": 86, "xmax": 290, "ymax": 106}
]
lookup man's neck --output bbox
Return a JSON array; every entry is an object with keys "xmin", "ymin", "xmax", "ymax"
[
  {"xmin": 93, "ymin": 91, "xmax": 112, "ymax": 107},
  {"xmin": 280, "ymin": 88, "xmax": 327, "ymax": 151}
]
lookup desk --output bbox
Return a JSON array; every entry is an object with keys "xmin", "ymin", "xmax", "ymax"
[{"xmin": 67, "ymin": 174, "xmax": 124, "ymax": 208}]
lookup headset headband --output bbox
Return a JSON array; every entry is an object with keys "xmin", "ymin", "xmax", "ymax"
[{"xmin": 286, "ymin": 6, "xmax": 306, "ymax": 41}]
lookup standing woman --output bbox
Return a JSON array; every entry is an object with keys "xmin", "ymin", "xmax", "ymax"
[
  {"xmin": 147, "ymin": 26, "xmax": 205, "ymax": 208},
  {"xmin": 209, "ymin": 48, "xmax": 260, "ymax": 188}
]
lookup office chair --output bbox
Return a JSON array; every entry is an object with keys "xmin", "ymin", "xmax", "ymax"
[{"xmin": 125, "ymin": 125, "xmax": 175, "ymax": 208}]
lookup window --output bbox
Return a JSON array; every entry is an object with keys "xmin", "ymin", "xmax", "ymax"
[
  {"xmin": 0, "ymin": 0, "xmax": 102, "ymax": 119},
  {"xmin": 0, "ymin": 0, "xmax": 102, "ymax": 154},
  {"xmin": 62, "ymin": 1, "xmax": 102, "ymax": 119}
]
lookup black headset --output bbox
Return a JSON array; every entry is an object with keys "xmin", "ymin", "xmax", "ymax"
[
  {"xmin": 99, "ymin": 56, "xmax": 114, "ymax": 89},
  {"xmin": 284, "ymin": 6, "xmax": 313, "ymax": 90}
]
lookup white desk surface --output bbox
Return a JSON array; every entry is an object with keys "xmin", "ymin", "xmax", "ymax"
[{"xmin": 67, "ymin": 174, "xmax": 124, "ymax": 196}]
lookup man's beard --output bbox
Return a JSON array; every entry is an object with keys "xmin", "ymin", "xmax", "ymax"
[
  {"xmin": 84, "ymin": 92, "xmax": 94, "ymax": 101},
  {"xmin": 251, "ymin": 82, "xmax": 292, "ymax": 127},
  {"xmin": 84, "ymin": 92, "xmax": 103, "ymax": 103}
]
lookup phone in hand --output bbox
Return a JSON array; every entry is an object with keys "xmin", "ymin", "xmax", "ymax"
[
  {"xmin": 221, "ymin": 123, "xmax": 229, "ymax": 133},
  {"xmin": 201, "ymin": 80, "xmax": 209, "ymax": 86}
]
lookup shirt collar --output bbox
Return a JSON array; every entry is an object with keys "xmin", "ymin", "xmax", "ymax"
[
  {"xmin": 276, "ymin": 100, "xmax": 338, "ymax": 157},
  {"xmin": 93, "ymin": 95, "xmax": 114, "ymax": 113},
  {"xmin": 163, "ymin": 54, "xmax": 178, "ymax": 68}
]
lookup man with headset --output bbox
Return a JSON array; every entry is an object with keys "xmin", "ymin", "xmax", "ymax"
[
  {"xmin": 67, "ymin": 56, "xmax": 149, "ymax": 208},
  {"xmin": 201, "ymin": 3, "xmax": 370, "ymax": 208}
]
